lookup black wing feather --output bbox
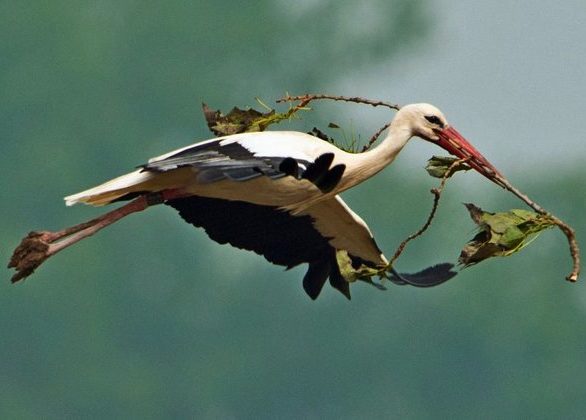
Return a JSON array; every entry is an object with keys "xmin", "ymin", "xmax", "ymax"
[
  {"xmin": 166, "ymin": 196, "xmax": 350, "ymax": 299},
  {"xmin": 143, "ymin": 141, "xmax": 304, "ymax": 183},
  {"xmin": 302, "ymin": 258, "xmax": 331, "ymax": 300},
  {"xmin": 143, "ymin": 140, "xmax": 345, "ymax": 192},
  {"xmin": 302, "ymin": 153, "xmax": 334, "ymax": 183}
]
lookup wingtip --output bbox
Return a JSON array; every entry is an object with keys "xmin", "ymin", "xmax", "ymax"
[
  {"xmin": 302, "ymin": 259, "xmax": 330, "ymax": 300},
  {"xmin": 390, "ymin": 263, "xmax": 458, "ymax": 287}
]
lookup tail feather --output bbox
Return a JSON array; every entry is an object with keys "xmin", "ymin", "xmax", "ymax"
[{"xmin": 64, "ymin": 170, "xmax": 156, "ymax": 207}]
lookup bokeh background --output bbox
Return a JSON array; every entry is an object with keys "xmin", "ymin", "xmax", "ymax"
[{"xmin": 2, "ymin": 1, "xmax": 586, "ymax": 418}]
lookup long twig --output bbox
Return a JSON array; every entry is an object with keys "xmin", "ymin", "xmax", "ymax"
[
  {"xmin": 277, "ymin": 94, "xmax": 401, "ymax": 111},
  {"xmin": 390, "ymin": 158, "xmax": 470, "ymax": 265}
]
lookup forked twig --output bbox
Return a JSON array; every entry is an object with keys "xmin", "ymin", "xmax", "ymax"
[
  {"xmin": 390, "ymin": 158, "xmax": 471, "ymax": 265},
  {"xmin": 277, "ymin": 94, "xmax": 399, "ymax": 152}
]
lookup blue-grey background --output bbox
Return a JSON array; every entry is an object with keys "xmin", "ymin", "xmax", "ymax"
[{"xmin": 2, "ymin": 1, "xmax": 585, "ymax": 418}]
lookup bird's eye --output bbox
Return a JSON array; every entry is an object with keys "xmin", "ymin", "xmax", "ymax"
[{"xmin": 425, "ymin": 115, "xmax": 444, "ymax": 127}]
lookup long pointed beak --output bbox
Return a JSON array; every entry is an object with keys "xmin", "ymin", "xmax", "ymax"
[{"xmin": 436, "ymin": 126, "xmax": 506, "ymax": 188}]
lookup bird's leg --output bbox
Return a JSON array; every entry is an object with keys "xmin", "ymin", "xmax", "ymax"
[{"xmin": 8, "ymin": 189, "xmax": 186, "ymax": 283}]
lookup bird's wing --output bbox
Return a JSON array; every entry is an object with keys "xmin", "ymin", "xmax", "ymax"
[
  {"xmin": 143, "ymin": 133, "xmax": 346, "ymax": 192},
  {"xmin": 165, "ymin": 194, "xmax": 386, "ymax": 300},
  {"xmin": 300, "ymin": 195, "xmax": 387, "ymax": 267},
  {"xmin": 144, "ymin": 137, "xmax": 293, "ymax": 182}
]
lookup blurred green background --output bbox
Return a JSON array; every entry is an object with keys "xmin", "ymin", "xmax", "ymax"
[{"xmin": 2, "ymin": 1, "xmax": 585, "ymax": 418}]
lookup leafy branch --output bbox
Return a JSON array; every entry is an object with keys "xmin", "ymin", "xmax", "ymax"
[{"xmin": 496, "ymin": 177, "xmax": 580, "ymax": 282}]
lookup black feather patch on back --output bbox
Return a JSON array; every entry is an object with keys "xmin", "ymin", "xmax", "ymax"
[
  {"xmin": 300, "ymin": 153, "xmax": 345, "ymax": 193},
  {"xmin": 302, "ymin": 153, "xmax": 334, "ymax": 183},
  {"xmin": 166, "ymin": 196, "xmax": 351, "ymax": 299},
  {"xmin": 316, "ymin": 164, "xmax": 346, "ymax": 193},
  {"xmin": 278, "ymin": 157, "xmax": 300, "ymax": 178}
]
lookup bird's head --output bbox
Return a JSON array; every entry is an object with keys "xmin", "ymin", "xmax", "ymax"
[{"xmin": 396, "ymin": 103, "xmax": 505, "ymax": 187}]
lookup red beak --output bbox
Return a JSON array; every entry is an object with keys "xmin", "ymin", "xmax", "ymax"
[{"xmin": 436, "ymin": 126, "xmax": 506, "ymax": 188}]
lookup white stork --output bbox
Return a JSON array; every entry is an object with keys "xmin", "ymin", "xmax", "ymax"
[{"xmin": 17, "ymin": 104, "xmax": 504, "ymax": 299}]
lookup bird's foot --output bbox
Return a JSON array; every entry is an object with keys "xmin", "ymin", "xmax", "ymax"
[{"xmin": 8, "ymin": 231, "xmax": 55, "ymax": 283}]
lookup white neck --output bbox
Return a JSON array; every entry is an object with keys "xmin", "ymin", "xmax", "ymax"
[{"xmin": 337, "ymin": 123, "xmax": 413, "ymax": 192}]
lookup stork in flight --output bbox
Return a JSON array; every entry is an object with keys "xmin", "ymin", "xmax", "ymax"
[{"xmin": 11, "ymin": 103, "xmax": 504, "ymax": 299}]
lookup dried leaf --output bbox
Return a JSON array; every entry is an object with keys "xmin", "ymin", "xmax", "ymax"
[
  {"xmin": 426, "ymin": 155, "xmax": 471, "ymax": 178},
  {"xmin": 202, "ymin": 103, "xmax": 274, "ymax": 135},
  {"xmin": 201, "ymin": 99, "xmax": 313, "ymax": 136},
  {"xmin": 307, "ymin": 127, "xmax": 334, "ymax": 143},
  {"xmin": 459, "ymin": 203, "xmax": 555, "ymax": 266}
]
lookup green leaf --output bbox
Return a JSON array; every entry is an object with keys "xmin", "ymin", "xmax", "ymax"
[
  {"xmin": 425, "ymin": 155, "xmax": 471, "ymax": 178},
  {"xmin": 336, "ymin": 250, "xmax": 383, "ymax": 283},
  {"xmin": 459, "ymin": 203, "xmax": 555, "ymax": 267}
]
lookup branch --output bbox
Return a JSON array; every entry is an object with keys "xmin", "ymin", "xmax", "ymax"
[
  {"xmin": 277, "ymin": 93, "xmax": 401, "ymax": 111},
  {"xmin": 390, "ymin": 158, "xmax": 470, "ymax": 265}
]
